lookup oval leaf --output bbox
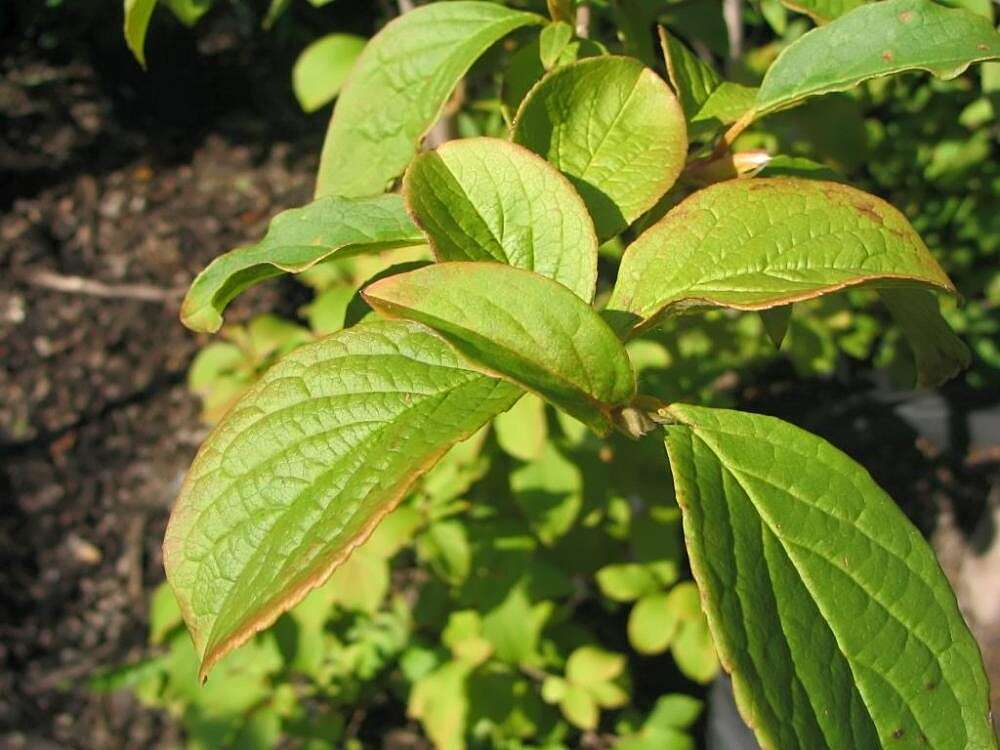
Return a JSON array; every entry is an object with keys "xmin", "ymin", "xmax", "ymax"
[
  {"xmin": 292, "ymin": 33, "xmax": 366, "ymax": 113},
  {"xmin": 663, "ymin": 403, "xmax": 996, "ymax": 749},
  {"xmin": 124, "ymin": 0, "xmax": 157, "ymax": 68},
  {"xmin": 607, "ymin": 178, "xmax": 955, "ymax": 337},
  {"xmin": 880, "ymin": 287, "xmax": 971, "ymax": 388},
  {"xmin": 756, "ymin": 0, "xmax": 1000, "ymax": 116},
  {"xmin": 403, "ymin": 137, "xmax": 599, "ymax": 301},
  {"xmin": 511, "ymin": 56, "xmax": 687, "ymax": 240},
  {"xmin": 181, "ymin": 194, "xmax": 424, "ymax": 333},
  {"xmin": 363, "ymin": 263, "xmax": 635, "ymax": 434},
  {"xmin": 163, "ymin": 319, "xmax": 521, "ymax": 679},
  {"xmin": 779, "ymin": 0, "xmax": 867, "ymax": 24},
  {"xmin": 315, "ymin": 2, "xmax": 542, "ymax": 198}
]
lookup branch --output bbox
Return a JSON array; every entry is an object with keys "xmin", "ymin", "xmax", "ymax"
[{"xmin": 21, "ymin": 270, "xmax": 185, "ymax": 303}]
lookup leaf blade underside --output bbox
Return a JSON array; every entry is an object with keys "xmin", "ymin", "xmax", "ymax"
[
  {"xmin": 163, "ymin": 319, "xmax": 521, "ymax": 679},
  {"xmin": 664, "ymin": 404, "xmax": 996, "ymax": 750}
]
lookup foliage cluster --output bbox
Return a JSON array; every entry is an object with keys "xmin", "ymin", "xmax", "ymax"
[{"xmin": 98, "ymin": 1, "xmax": 1000, "ymax": 748}]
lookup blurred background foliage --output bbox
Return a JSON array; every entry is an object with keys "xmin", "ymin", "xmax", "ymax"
[{"xmin": 57, "ymin": 0, "xmax": 999, "ymax": 747}]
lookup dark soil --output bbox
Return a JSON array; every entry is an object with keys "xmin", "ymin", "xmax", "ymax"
[{"xmin": 1, "ymin": 5, "xmax": 997, "ymax": 748}]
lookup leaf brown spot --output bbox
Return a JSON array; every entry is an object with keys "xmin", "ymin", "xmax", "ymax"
[
  {"xmin": 978, "ymin": 43, "xmax": 989, "ymax": 51},
  {"xmin": 898, "ymin": 10, "xmax": 913, "ymax": 22},
  {"xmin": 892, "ymin": 729, "xmax": 905, "ymax": 740},
  {"xmin": 853, "ymin": 201, "xmax": 885, "ymax": 225},
  {"xmin": 882, "ymin": 50, "xmax": 894, "ymax": 62}
]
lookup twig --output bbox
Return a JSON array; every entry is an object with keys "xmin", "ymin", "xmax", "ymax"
[
  {"xmin": 396, "ymin": 0, "xmax": 414, "ymax": 13},
  {"xmin": 21, "ymin": 270, "xmax": 185, "ymax": 303},
  {"xmin": 575, "ymin": 4, "xmax": 591, "ymax": 38},
  {"xmin": 723, "ymin": 0, "xmax": 744, "ymax": 62}
]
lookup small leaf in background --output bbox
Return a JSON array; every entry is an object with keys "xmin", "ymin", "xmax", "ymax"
[
  {"xmin": 777, "ymin": 0, "xmax": 866, "ymax": 24},
  {"xmin": 880, "ymin": 287, "xmax": 971, "ymax": 388},
  {"xmin": 547, "ymin": 0, "xmax": 575, "ymax": 24},
  {"xmin": 495, "ymin": 393, "xmax": 548, "ymax": 461},
  {"xmin": 512, "ymin": 56, "xmax": 687, "ymax": 240},
  {"xmin": 628, "ymin": 591, "xmax": 679, "ymax": 655},
  {"xmin": 502, "ymin": 33, "xmax": 605, "ymax": 112},
  {"xmin": 559, "ymin": 684, "xmax": 599, "ymax": 730},
  {"xmin": 596, "ymin": 563, "xmax": 660, "ymax": 603},
  {"xmin": 363, "ymin": 263, "xmax": 635, "ymax": 434},
  {"xmin": 666, "ymin": 584, "xmax": 719, "ymax": 684},
  {"xmin": 148, "ymin": 582, "xmax": 183, "ymax": 645},
  {"xmin": 755, "ymin": 0, "xmax": 1000, "ymax": 116},
  {"xmin": 616, "ymin": 693, "xmax": 702, "ymax": 750},
  {"xmin": 608, "ymin": 178, "xmax": 957, "ymax": 338},
  {"xmin": 315, "ymin": 2, "xmax": 543, "ymax": 198},
  {"xmin": 164, "ymin": 320, "xmax": 521, "ymax": 679},
  {"xmin": 409, "ymin": 660, "xmax": 473, "ymax": 750},
  {"xmin": 123, "ymin": 0, "xmax": 157, "ymax": 68},
  {"xmin": 304, "ymin": 285, "xmax": 354, "ymax": 335},
  {"xmin": 162, "ymin": 0, "xmax": 213, "ymax": 26},
  {"xmin": 292, "ymin": 34, "xmax": 366, "ymax": 113},
  {"xmin": 403, "ymin": 138, "xmax": 599, "ymax": 301},
  {"xmin": 511, "ymin": 442, "xmax": 583, "ymax": 544},
  {"xmin": 419, "ymin": 519, "xmax": 472, "ymax": 586},
  {"xmin": 539, "ymin": 21, "xmax": 575, "ymax": 69},
  {"xmin": 181, "ymin": 193, "xmax": 423, "ymax": 332},
  {"xmin": 664, "ymin": 403, "xmax": 997, "ymax": 748}
]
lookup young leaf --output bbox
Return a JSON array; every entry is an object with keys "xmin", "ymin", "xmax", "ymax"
[
  {"xmin": 760, "ymin": 306, "xmax": 792, "ymax": 348},
  {"xmin": 181, "ymin": 194, "xmax": 424, "ymax": 333},
  {"xmin": 292, "ymin": 34, "xmax": 366, "ymax": 113},
  {"xmin": 755, "ymin": 0, "xmax": 1000, "ymax": 117},
  {"xmin": 315, "ymin": 2, "xmax": 543, "ymax": 198},
  {"xmin": 607, "ymin": 178, "xmax": 956, "ymax": 337},
  {"xmin": 403, "ymin": 138, "xmax": 599, "ymax": 301},
  {"xmin": 511, "ymin": 56, "xmax": 687, "ymax": 240},
  {"xmin": 778, "ymin": 0, "xmax": 867, "ymax": 24},
  {"xmin": 163, "ymin": 319, "xmax": 521, "ymax": 680},
  {"xmin": 124, "ymin": 0, "xmax": 157, "ymax": 68},
  {"xmin": 663, "ymin": 403, "xmax": 996, "ymax": 749},
  {"xmin": 880, "ymin": 288, "xmax": 971, "ymax": 388},
  {"xmin": 363, "ymin": 263, "xmax": 635, "ymax": 434}
]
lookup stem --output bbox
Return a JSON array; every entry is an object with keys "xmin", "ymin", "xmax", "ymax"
[
  {"xmin": 723, "ymin": 0, "xmax": 744, "ymax": 63},
  {"xmin": 575, "ymin": 4, "xmax": 591, "ymax": 38},
  {"xmin": 20, "ymin": 270, "xmax": 185, "ymax": 303},
  {"xmin": 396, "ymin": 0, "xmax": 414, "ymax": 13}
]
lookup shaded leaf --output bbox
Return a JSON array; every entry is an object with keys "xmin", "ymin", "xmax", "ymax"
[
  {"xmin": 664, "ymin": 403, "xmax": 996, "ymax": 749},
  {"xmin": 512, "ymin": 56, "xmax": 687, "ymax": 240},
  {"xmin": 403, "ymin": 138, "xmax": 598, "ymax": 300},
  {"xmin": 164, "ymin": 319, "xmax": 521, "ymax": 679},
  {"xmin": 778, "ymin": 0, "xmax": 867, "ymax": 24},
  {"xmin": 181, "ymin": 194, "xmax": 423, "ymax": 333},
  {"xmin": 363, "ymin": 262, "xmax": 635, "ymax": 434},
  {"xmin": 315, "ymin": 2, "xmax": 542, "ymax": 198},
  {"xmin": 880, "ymin": 287, "xmax": 970, "ymax": 388},
  {"xmin": 124, "ymin": 0, "xmax": 157, "ymax": 68}
]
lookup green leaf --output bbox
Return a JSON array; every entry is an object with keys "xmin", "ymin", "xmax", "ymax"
[
  {"xmin": 596, "ymin": 563, "xmax": 660, "ymax": 603},
  {"xmin": 880, "ymin": 288, "xmax": 971, "ymax": 388},
  {"xmin": 628, "ymin": 591, "xmax": 680, "ymax": 654},
  {"xmin": 566, "ymin": 645, "xmax": 626, "ymax": 687},
  {"xmin": 124, "ymin": 0, "xmax": 157, "ymax": 68},
  {"xmin": 778, "ymin": 0, "xmax": 866, "ymax": 24},
  {"xmin": 162, "ymin": 0, "xmax": 212, "ymax": 26},
  {"xmin": 607, "ymin": 178, "xmax": 956, "ymax": 338},
  {"xmin": 560, "ymin": 684, "xmax": 599, "ymax": 730},
  {"xmin": 149, "ymin": 581, "xmax": 183, "ymax": 645},
  {"xmin": 181, "ymin": 194, "xmax": 424, "ymax": 333},
  {"xmin": 760, "ymin": 305, "xmax": 792, "ymax": 348},
  {"xmin": 755, "ymin": 0, "xmax": 1000, "ymax": 117},
  {"xmin": 363, "ymin": 263, "xmax": 635, "ymax": 434},
  {"xmin": 511, "ymin": 442, "xmax": 583, "ymax": 545},
  {"xmin": 495, "ymin": 393, "xmax": 548, "ymax": 461},
  {"xmin": 511, "ymin": 56, "xmax": 687, "ymax": 240},
  {"xmin": 292, "ymin": 34, "xmax": 366, "ymax": 113},
  {"xmin": 539, "ymin": 21, "xmax": 575, "ymax": 69},
  {"xmin": 547, "ymin": 0, "xmax": 575, "ymax": 24},
  {"xmin": 163, "ymin": 319, "xmax": 521, "ymax": 679},
  {"xmin": 663, "ymin": 403, "xmax": 996, "ymax": 749},
  {"xmin": 402, "ymin": 138, "xmax": 598, "ymax": 301},
  {"xmin": 315, "ymin": 2, "xmax": 543, "ymax": 198}
]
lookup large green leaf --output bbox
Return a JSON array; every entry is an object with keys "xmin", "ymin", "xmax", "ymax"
[
  {"xmin": 778, "ymin": 0, "xmax": 867, "ymax": 24},
  {"xmin": 181, "ymin": 194, "xmax": 424, "ymax": 333},
  {"xmin": 755, "ymin": 0, "xmax": 1000, "ymax": 116},
  {"xmin": 607, "ymin": 178, "xmax": 955, "ymax": 337},
  {"xmin": 363, "ymin": 263, "xmax": 635, "ymax": 434},
  {"xmin": 511, "ymin": 56, "xmax": 687, "ymax": 240},
  {"xmin": 163, "ymin": 319, "xmax": 520, "ymax": 679},
  {"xmin": 315, "ymin": 2, "xmax": 542, "ymax": 198},
  {"xmin": 403, "ymin": 138, "xmax": 599, "ymax": 301},
  {"xmin": 663, "ymin": 403, "xmax": 996, "ymax": 749}
]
